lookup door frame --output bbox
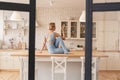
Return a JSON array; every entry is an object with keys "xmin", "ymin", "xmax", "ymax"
[
  {"xmin": 85, "ymin": 1, "xmax": 120, "ymax": 80},
  {"xmin": 0, "ymin": 1, "xmax": 36, "ymax": 80},
  {"xmin": 1, "ymin": 1, "xmax": 120, "ymax": 80}
]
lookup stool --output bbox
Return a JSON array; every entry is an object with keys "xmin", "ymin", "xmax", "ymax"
[
  {"xmin": 51, "ymin": 57, "xmax": 67, "ymax": 80},
  {"xmin": 80, "ymin": 57, "xmax": 99, "ymax": 80}
]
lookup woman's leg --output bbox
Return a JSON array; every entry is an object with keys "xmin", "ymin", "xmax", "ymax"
[
  {"xmin": 54, "ymin": 38, "xmax": 59, "ymax": 48},
  {"xmin": 55, "ymin": 37, "xmax": 70, "ymax": 53}
]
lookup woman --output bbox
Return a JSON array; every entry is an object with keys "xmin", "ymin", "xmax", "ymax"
[{"xmin": 40, "ymin": 22, "xmax": 70, "ymax": 54}]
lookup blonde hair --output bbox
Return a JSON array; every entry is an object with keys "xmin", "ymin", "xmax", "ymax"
[{"xmin": 49, "ymin": 22, "xmax": 56, "ymax": 30}]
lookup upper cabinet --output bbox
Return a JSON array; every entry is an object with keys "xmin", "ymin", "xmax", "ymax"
[
  {"xmin": 61, "ymin": 20, "xmax": 96, "ymax": 39},
  {"xmin": 61, "ymin": 20, "xmax": 78, "ymax": 39},
  {"xmin": 80, "ymin": 22, "xmax": 96, "ymax": 38},
  {"xmin": 70, "ymin": 21, "xmax": 77, "ymax": 38},
  {"xmin": 61, "ymin": 21, "xmax": 68, "ymax": 38}
]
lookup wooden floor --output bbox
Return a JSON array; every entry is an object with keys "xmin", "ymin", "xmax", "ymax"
[
  {"xmin": 98, "ymin": 71, "xmax": 120, "ymax": 80},
  {"xmin": 0, "ymin": 71, "xmax": 19, "ymax": 80},
  {"xmin": 0, "ymin": 71, "xmax": 120, "ymax": 80}
]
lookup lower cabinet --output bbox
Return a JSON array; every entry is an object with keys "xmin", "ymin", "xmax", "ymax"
[
  {"xmin": 99, "ymin": 52, "xmax": 120, "ymax": 70},
  {"xmin": 0, "ymin": 52, "xmax": 20, "ymax": 70}
]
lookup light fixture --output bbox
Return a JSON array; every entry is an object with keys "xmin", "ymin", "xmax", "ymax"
[
  {"xmin": 79, "ymin": 10, "xmax": 86, "ymax": 22},
  {"xmin": 10, "ymin": 11, "xmax": 22, "ymax": 21},
  {"xmin": 49, "ymin": 0, "xmax": 54, "ymax": 6}
]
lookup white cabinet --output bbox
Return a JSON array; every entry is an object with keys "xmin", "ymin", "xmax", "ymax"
[
  {"xmin": 106, "ymin": 53, "xmax": 120, "ymax": 70},
  {"xmin": 96, "ymin": 21, "xmax": 119, "ymax": 51},
  {"xmin": 80, "ymin": 22, "xmax": 96, "ymax": 39},
  {"xmin": 61, "ymin": 20, "xmax": 78, "ymax": 39},
  {"xmin": 99, "ymin": 52, "xmax": 120, "ymax": 70},
  {"xmin": 61, "ymin": 20, "xmax": 96, "ymax": 39},
  {"xmin": 104, "ymin": 32, "xmax": 118, "ymax": 51},
  {"xmin": 0, "ymin": 52, "xmax": 20, "ymax": 70},
  {"xmin": 99, "ymin": 58, "xmax": 108, "ymax": 70}
]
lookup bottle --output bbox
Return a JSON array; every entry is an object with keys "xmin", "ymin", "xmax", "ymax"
[
  {"xmin": 22, "ymin": 42, "xmax": 26, "ymax": 50},
  {"xmin": 18, "ymin": 41, "xmax": 22, "ymax": 49}
]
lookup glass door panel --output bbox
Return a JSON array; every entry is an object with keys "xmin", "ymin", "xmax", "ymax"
[
  {"xmin": 0, "ymin": 10, "xmax": 29, "ymax": 80},
  {"xmin": 61, "ymin": 21, "xmax": 68, "ymax": 38},
  {"xmin": 71, "ymin": 22, "xmax": 77, "ymax": 38},
  {"xmin": 93, "ymin": 11, "xmax": 120, "ymax": 80},
  {"xmin": 80, "ymin": 22, "xmax": 96, "ymax": 38}
]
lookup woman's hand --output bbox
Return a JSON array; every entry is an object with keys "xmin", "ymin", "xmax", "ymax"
[{"xmin": 39, "ymin": 36, "xmax": 46, "ymax": 53}]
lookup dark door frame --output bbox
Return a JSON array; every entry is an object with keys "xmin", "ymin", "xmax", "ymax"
[
  {"xmin": 0, "ymin": 1, "xmax": 36, "ymax": 80},
  {"xmin": 1, "ymin": 1, "xmax": 120, "ymax": 80},
  {"xmin": 85, "ymin": 1, "xmax": 120, "ymax": 80}
]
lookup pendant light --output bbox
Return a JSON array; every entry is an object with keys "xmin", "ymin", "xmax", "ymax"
[
  {"xmin": 79, "ymin": 10, "xmax": 86, "ymax": 22},
  {"xmin": 10, "ymin": 11, "xmax": 22, "ymax": 21}
]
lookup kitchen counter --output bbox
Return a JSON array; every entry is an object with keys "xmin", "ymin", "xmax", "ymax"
[{"xmin": 10, "ymin": 50, "xmax": 108, "ymax": 57}]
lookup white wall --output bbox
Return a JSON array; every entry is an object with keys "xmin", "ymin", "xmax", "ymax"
[
  {"xmin": 0, "ymin": 11, "xmax": 4, "ymax": 40},
  {"xmin": 0, "ymin": 11, "xmax": 4, "ymax": 48}
]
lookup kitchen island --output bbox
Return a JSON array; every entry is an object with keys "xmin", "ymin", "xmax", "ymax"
[{"xmin": 11, "ymin": 50, "xmax": 108, "ymax": 80}]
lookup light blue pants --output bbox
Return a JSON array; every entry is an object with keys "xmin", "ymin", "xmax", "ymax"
[{"xmin": 47, "ymin": 37, "xmax": 69, "ymax": 54}]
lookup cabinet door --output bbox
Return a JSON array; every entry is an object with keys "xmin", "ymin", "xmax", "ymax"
[
  {"xmin": 104, "ymin": 32, "xmax": 118, "ymax": 51},
  {"xmin": 80, "ymin": 22, "xmax": 96, "ymax": 38},
  {"xmin": 70, "ymin": 21, "xmax": 77, "ymax": 38},
  {"xmin": 0, "ymin": 56, "xmax": 6, "ymax": 69},
  {"xmin": 107, "ymin": 53, "xmax": 120, "ymax": 70},
  {"xmin": 80, "ymin": 22, "xmax": 85, "ymax": 38},
  {"xmin": 13, "ymin": 56, "xmax": 20, "ymax": 69},
  {"xmin": 99, "ymin": 58, "xmax": 107, "ymax": 70},
  {"xmin": 96, "ymin": 21, "xmax": 104, "ymax": 50},
  {"xmin": 61, "ymin": 21, "xmax": 69, "ymax": 38},
  {"xmin": 104, "ymin": 21, "xmax": 119, "ymax": 51}
]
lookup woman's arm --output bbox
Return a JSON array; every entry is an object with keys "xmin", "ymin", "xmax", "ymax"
[
  {"xmin": 40, "ymin": 37, "xmax": 46, "ymax": 53},
  {"xmin": 55, "ymin": 32, "xmax": 65, "ymax": 40}
]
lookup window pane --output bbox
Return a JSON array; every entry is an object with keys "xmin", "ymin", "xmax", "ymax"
[
  {"xmin": 36, "ymin": 3, "xmax": 85, "ymax": 80},
  {"xmin": 93, "ymin": 11, "xmax": 120, "ymax": 80},
  {"xmin": 0, "ymin": 10, "xmax": 29, "ymax": 80}
]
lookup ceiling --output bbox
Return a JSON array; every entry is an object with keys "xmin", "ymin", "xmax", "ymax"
[
  {"xmin": 1, "ymin": 0, "xmax": 120, "ymax": 8},
  {"xmin": 0, "ymin": 0, "xmax": 85, "ymax": 8},
  {"xmin": 36, "ymin": 0, "xmax": 85, "ymax": 8}
]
